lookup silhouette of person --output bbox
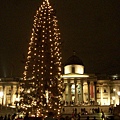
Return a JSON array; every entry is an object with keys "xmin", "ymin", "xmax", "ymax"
[
  {"xmin": 86, "ymin": 116, "xmax": 89, "ymax": 120},
  {"xmin": 93, "ymin": 116, "xmax": 97, "ymax": 120}
]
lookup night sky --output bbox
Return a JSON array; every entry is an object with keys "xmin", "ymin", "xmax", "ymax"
[{"xmin": 0, "ymin": 0, "xmax": 120, "ymax": 77}]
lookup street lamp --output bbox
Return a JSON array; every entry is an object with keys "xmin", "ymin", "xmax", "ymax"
[
  {"xmin": 117, "ymin": 91, "xmax": 120, "ymax": 96},
  {"xmin": 113, "ymin": 88, "xmax": 116, "ymax": 92}
]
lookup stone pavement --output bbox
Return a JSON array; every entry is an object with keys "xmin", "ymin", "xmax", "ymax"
[{"xmin": 114, "ymin": 115, "xmax": 120, "ymax": 120}]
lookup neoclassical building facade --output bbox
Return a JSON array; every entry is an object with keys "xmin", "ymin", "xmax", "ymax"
[
  {"xmin": 0, "ymin": 78, "xmax": 20, "ymax": 107},
  {"xmin": 61, "ymin": 54, "xmax": 120, "ymax": 106},
  {"xmin": 0, "ymin": 54, "xmax": 120, "ymax": 108}
]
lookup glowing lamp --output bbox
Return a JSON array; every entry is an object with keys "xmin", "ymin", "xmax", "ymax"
[
  {"xmin": 118, "ymin": 91, "xmax": 120, "ymax": 96},
  {"xmin": 113, "ymin": 88, "xmax": 116, "ymax": 92},
  {"xmin": 112, "ymin": 96, "xmax": 115, "ymax": 100}
]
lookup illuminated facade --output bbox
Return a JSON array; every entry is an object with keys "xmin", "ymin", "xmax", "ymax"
[
  {"xmin": 61, "ymin": 54, "xmax": 120, "ymax": 107},
  {"xmin": 0, "ymin": 55, "xmax": 120, "ymax": 109},
  {"xmin": 0, "ymin": 78, "xmax": 20, "ymax": 107}
]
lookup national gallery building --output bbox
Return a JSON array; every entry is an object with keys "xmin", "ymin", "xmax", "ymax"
[
  {"xmin": 61, "ymin": 55, "xmax": 120, "ymax": 107},
  {"xmin": 0, "ymin": 54, "xmax": 120, "ymax": 108}
]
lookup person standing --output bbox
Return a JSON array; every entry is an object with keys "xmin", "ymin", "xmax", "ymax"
[
  {"xmin": 86, "ymin": 116, "xmax": 89, "ymax": 120},
  {"xmin": 92, "ymin": 116, "xmax": 97, "ymax": 120},
  {"xmin": 101, "ymin": 111, "xmax": 105, "ymax": 119}
]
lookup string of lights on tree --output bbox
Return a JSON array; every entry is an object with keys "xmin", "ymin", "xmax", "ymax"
[{"xmin": 19, "ymin": 0, "xmax": 63, "ymax": 117}]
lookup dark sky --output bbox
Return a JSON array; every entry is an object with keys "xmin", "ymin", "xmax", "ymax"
[{"xmin": 0, "ymin": 0, "xmax": 120, "ymax": 77}]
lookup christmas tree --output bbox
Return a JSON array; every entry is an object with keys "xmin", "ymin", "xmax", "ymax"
[{"xmin": 20, "ymin": 0, "xmax": 63, "ymax": 117}]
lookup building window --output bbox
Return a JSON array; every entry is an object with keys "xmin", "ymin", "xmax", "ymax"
[
  {"xmin": 104, "ymin": 89, "xmax": 106, "ymax": 93},
  {"xmin": 97, "ymin": 88, "xmax": 99, "ymax": 93},
  {"xmin": 72, "ymin": 66, "xmax": 75, "ymax": 73}
]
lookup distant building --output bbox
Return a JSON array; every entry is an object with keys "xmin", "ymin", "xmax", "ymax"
[
  {"xmin": 0, "ymin": 54, "xmax": 120, "ymax": 108},
  {"xmin": 0, "ymin": 77, "xmax": 20, "ymax": 107}
]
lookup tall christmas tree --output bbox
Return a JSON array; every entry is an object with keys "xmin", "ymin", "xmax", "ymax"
[{"xmin": 20, "ymin": 0, "xmax": 63, "ymax": 117}]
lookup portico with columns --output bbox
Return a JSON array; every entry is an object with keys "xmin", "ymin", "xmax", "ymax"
[
  {"xmin": 61, "ymin": 54, "xmax": 120, "ymax": 107},
  {"xmin": 62, "ymin": 77, "xmax": 98, "ymax": 105},
  {"xmin": 0, "ymin": 78, "xmax": 20, "ymax": 107},
  {"xmin": 61, "ymin": 54, "xmax": 98, "ymax": 105}
]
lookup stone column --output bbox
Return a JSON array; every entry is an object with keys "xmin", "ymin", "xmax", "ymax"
[
  {"xmin": 108, "ymin": 85, "xmax": 110, "ymax": 105},
  {"xmin": 77, "ymin": 83, "xmax": 80, "ymax": 104},
  {"xmin": 63, "ymin": 84, "xmax": 66, "ymax": 101},
  {"xmin": 112, "ymin": 87, "xmax": 116, "ymax": 106},
  {"xmin": 81, "ymin": 81, "xmax": 83, "ymax": 103},
  {"xmin": 62, "ymin": 92, "xmax": 65, "ymax": 102},
  {"xmin": 74, "ymin": 80, "xmax": 78, "ymax": 105},
  {"xmin": 100, "ymin": 86, "xmax": 103, "ymax": 105},
  {"xmin": 68, "ymin": 82, "xmax": 71, "ymax": 105},
  {"xmin": 94, "ymin": 82, "xmax": 97, "ymax": 105},
  {"xmin": 64, "ymin": 84, "xmax": 67, "ymax": 106},
  {"xmin": 11, "ymin": 85, "xmax": 13, "ymax": 105},
  {"xmin": 87, "ymin": 81, "xmax": 90, "ymax": 104},
  {"xmin": 1, "ymin": 86, "xmax": 4, "ymax": 105},
  {"xmin": 115, "ymin": 86, "xmax": 119, "ymax": 105},
  {"xmin": 3, "ymin": 86, "xmax": 6, "ymax": 106}
]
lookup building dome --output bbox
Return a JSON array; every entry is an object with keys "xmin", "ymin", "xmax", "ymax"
[
  {"xmin": 64, "ymin": 54, "xmax": 84, "ymax": 74},
  {"xmin": 65, "ymin": 55, "xmax": 84, "ymax": 66}
]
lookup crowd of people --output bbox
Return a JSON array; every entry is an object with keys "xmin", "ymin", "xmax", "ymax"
[
  {"xmin": 0, "ymin": 106, "xmax": 114, "ymax": 120},
  {"xmin": 0, "ymin": 112, "xmax": 113, "ymax": 120},
  {"xmin": 0, "ymin": 114, "xmax": 22, "ymax": 120},
  {"xmin": 61, "ymin": 101, "xmax": 96, "ymax": 106}
]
